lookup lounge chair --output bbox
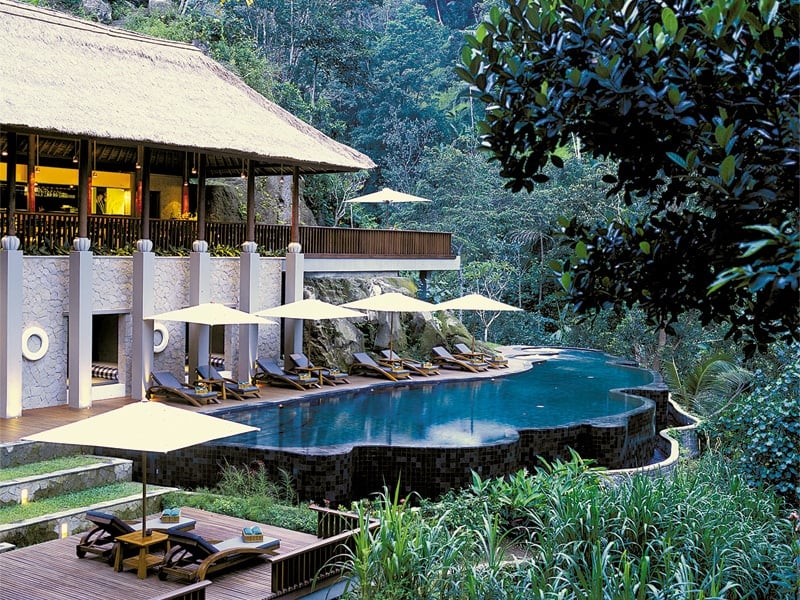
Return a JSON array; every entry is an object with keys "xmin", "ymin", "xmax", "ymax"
[
  {"xmin": 379, "ymin": 349, "xmax": 440, "ymax": 376},
  {"xmin": 431, "ymin": 346, "xmax": 489, "ymax": 372},
  {"xmin": 253, "ymin": 358, "xmax": 321, "ymax": 390},
  {"xmin": 351, "ymin": 352, "xmax": 411, "ymax": 381},
  {"xmin": 453, "ymin": 343, "xmax": 508, "ymax": 368},
  {"xmin": 147, "ymin": 371, "xmax": 220, "ymax": 407},
  {"xmin": 76, "ymin": 510, "xmax": 196, "ymax": 564},
  {"xmin": 289, "ymin": 353, "xmax": 350, "ymax": 385},
  {"xmin": 196, "ymin": 364, "xmax": 260, "ymax": 401},
  {"xmin": 158, "ymin": 529, "xmax": 280, "ymax": 582}
]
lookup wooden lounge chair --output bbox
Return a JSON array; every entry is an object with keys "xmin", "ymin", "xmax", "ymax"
[
  {"xmin": 158, "ymin": 529, "xmax": 280, "ymax": 582},
  {"xmin": 196, "ymin": 364, "xmax": 260, "ymax": 401},
  {"xmin": 351, "ymin": 352, "xmax": 411, "ymax": 381},
  {"xmin": 253, "ymin": 358, "xmax": 321, "ymax": 390},
  {"xmin": 379, "ymin": 349, "xmax": 440, "ymax": 376},
  {"xmin": 453, "ymin": 343, "xmax": 508, "ymax": 368},
  {"xmin": 289, "ymin": 353, "xmax": 350, "ymax": 385},
  {"xmin": 76, "ymin": 510, "xmax": 196, "ymax": 564},
  {"xmin": 147, "ymin": 371, "xmax": 220, "ymax": 407},
  {"xmin": 430, "ymin": 346, "xmax": 489, "ymax": 372}
]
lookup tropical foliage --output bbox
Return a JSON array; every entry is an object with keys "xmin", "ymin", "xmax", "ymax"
[
  {"xmin": 458, "ymin": 0, "xmax": 799, "ymax": 355},
  {"xmin": 336, "ymin": 455, "xmax": 798, "ymax": 599}
]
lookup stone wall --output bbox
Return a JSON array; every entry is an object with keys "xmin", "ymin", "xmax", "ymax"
[{"xmin": 18, "ymin": 255, "xmax": 283, "ymax": 410}]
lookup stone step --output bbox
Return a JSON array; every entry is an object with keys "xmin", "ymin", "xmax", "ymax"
[
  {"xmin": 0, "ymin": 485, "xmax": 178, "ymax": 548},
  {"xmin": 0, "ymin": 456, "xmax": 133, "ymax": 506}
]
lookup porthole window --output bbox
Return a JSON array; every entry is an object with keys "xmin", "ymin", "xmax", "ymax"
[
  {"xmin": 22, "ymin": 326, "xmax": 49, "ymax": 361},
  {"xmin": 153, "ymin": 322, "xmax": 169, "ymax": 353}
]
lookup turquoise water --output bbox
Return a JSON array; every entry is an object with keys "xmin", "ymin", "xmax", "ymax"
[{"xmin": 219, "ymin": 349, "xmax": 653, "ymax": 450}]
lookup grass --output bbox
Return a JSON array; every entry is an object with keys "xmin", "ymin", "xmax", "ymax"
[
  {"xmin": 0, "ymin": 456, "xmax": 106, "ymax": 482},
  {"xmin": 0, "ymin": 482, "xmax": 143, "ymax": 524}
]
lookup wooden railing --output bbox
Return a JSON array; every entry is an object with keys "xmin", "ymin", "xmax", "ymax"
[
  {"xmin": 8, "ymin": 212, "xmax": 455, "ymax": 259},
  {"xmin": 267, "ymin": 505, "xmax": 379, "ymax": 596}
]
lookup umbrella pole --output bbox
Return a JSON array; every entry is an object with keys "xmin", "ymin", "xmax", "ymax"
[{"xmin": 141, "ymin": 450, "xmax": 147, "ymax": 538}]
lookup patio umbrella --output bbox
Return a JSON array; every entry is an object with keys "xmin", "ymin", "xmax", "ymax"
[
  {"xmin": 256, "ymin": 299, "xmax": 364, "ymax": 377},
  {"xmin": 23, "ymin": 401, "xmax": 257, "ymax": 539},
  {"xmin": 435, "ymin": 293, "xmax": 523, "ymax": 352},
  {"xmin": 145, "ymin": 303, "xmax": 275, "ymax": 375},
  {"xmin": 341, "ymin": 292, "xmax": 437, "ymax": 356},
  {"xmin": 146, "ymin": 303, "xmax": 272, "ymax": 327},
  {"xmin": 343, "ymin": 187, "xmax": 430, "ymax": 225}
]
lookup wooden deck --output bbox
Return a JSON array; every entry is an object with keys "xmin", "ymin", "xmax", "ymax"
[{"xmin": 0, "ymin": 507, "xmax": 331, "ymax": 600}]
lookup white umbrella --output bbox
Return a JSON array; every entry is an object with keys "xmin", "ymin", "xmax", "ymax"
[
  {"xmin": 145, "ymin": 303, "xmax": 272, "ymax": 326},
  {"xmin": 435, "ymin": 293, "xmax": 522, "ymax": 352},
  {"xmin": 145, "ymin": 303, "xmax": 275, "ymax": 377},
  {"xmin": 256, "ymin": 298, "xmax": 364, "ymax": 321},
  {"xmin": 24, "ymin": 401, "xmax": 257, "ymax": 539},
  {"xmin": 256, "ymin": 299, "xmax": 364, "ymax": 378},
  {"xmin": 343, "ymin": 187, "xmax": 431, "ymax": 224},
  {"xmin": 342, "ymin": 292, "xmax": 437, "ymax": 356}
]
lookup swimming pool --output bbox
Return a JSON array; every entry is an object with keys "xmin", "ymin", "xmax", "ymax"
[
  {"xmin": 150, "ymin": 348, "xmax": 666, "ymax": 503},
  {"xmin": 219, "ymin": 349, "xmax": 653, "ymax": 450}
]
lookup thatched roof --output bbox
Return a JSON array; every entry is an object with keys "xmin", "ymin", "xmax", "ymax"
[{"xmin": 0, "ymin": 0, "xmax": 375, "ymax": 176}]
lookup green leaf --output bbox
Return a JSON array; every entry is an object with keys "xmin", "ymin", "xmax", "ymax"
[
  {"xmin": 639, "ymin": 241, "xmax": 651, "ymax": 255},
  {"xmin": 560, "ymin": 272, "xmax": 572, "ymax": 291},
  {"xmin": 575, "ymin": 241, "xmax": 588, "ymax": 259},
  {"xmin": 714, "ymin": 124, "xmax": 733, "ymax": 149},
  {"xmin": 720, "ymin": 155, "xmax": 735, "ymax": 185},
  {"xmin": 668, "ymin": 86, "xmax": 681, "ymax": 106},
  {"xmin": 662, "ymin": 7, "xmax": 678, "ymax": 36}
]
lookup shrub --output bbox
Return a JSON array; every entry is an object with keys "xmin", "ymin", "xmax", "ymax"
[{"xmin": 702, "ymin": 346, "xmax": 800, "ymax": 506}]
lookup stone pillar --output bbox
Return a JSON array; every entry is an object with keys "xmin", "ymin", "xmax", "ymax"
[
  {"xmin": 131, "ymin": 239, "xmax": 154, "ymax": 400},
  {"xmin": 68, "ymin": 237, "xmax": 92, "ymax": 409},
  {"xmin": 0, "ymin": 235, "xmax": 23, "ymax": 418},
  {"xmin": 188, "ymin": 240, "xmax": 210, "ymax": 383},
  {"xmin": 283, "ymin": 168, "xmax": 304, "ymax": 369},
  {"xmin": 238, "ymin": 241, "xmax": 259, "ymax": 383},
  {"xmin": 283, "ymin": 246, "xmax": 304, "ymax": 367}
]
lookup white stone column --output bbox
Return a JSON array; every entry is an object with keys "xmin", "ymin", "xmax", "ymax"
[
  {"xmin": 283, "ymin": 243, "xmax": 304, "ymax": 368},
  {"xmin": 0, "ymin": 235, "xmax": 23, "ymax": 418},
  {"xmin": 67, "ymin": 237, "xmax": 92, "ymax": 409},
  {"xmin": 188, "ymin": 240, "xmax": 210, "ymax": 383},
  {"xmin": 131, "ymin": 239, "xmax": 154, "ymax": 400},
  {"xmin": 238, "ymin": 241, "xmax": 259, "ymax": 383}
]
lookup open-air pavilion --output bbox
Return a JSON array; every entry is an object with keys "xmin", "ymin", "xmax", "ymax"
[{"xmin": 0, "ymin": 0, "xmax": 460, "ymax": 420}]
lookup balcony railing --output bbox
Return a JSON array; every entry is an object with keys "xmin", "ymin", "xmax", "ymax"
[{"xmin": 8, "ymin": 212, "xmax": 455, "ymax": 259}]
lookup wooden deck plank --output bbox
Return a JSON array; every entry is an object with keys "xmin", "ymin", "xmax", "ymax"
[{"xmin": 0, "ymin": 508, "xmax": 324, "ymax": 600}]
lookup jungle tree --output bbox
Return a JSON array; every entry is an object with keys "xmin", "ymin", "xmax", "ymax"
[{"xmin": 458, "ymin": 0, "xmax": 799, "ymax": 355}]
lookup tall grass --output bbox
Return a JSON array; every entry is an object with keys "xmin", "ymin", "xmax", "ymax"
[{"xmin": 336, "ymin": 454, "xmax": 797, "ymax": 599}]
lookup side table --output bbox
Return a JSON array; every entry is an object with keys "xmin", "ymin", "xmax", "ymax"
[{"xmin": 114, "ymin": 530, "xmax": 168, "ymax": 579}]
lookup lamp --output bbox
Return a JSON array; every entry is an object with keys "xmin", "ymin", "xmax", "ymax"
[
  {"xmin": 72, "ymin": 140, "xmax": 78, "ymax": 163},
  {"xmin": 240, "ymin": 159, "xmax": 247, "ymax": 178},
  {"xmin": 191, "ymin": 152, "xmax": 197, "ymax": 175},
  {"xmin": 279, "ymin": 164, "xmax": 284, "ymax": 186}
]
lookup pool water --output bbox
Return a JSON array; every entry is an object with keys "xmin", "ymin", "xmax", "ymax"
[{"xmin": 220, "ymin": 349, "xmax": 653, "ymax": 450}]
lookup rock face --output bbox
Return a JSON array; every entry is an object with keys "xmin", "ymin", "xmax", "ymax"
[
  {"xmin": 81, "ymin": 0, "xmax": 111, "ymax": 23},
  {"xmin": 207, "ymin": 178, "xmax": 318, "ymax": 227},
  {"xmin": 301, "ymin": 276, "xmax": 473, "ymax": 369}
]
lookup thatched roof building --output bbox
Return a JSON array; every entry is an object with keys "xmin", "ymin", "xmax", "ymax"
[{"xmin": 0, "ymin": 0, "xmax": 375, "ymax": 176}]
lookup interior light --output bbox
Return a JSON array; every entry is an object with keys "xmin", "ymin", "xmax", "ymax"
[
  {"xmin": 20, "ymin": 489, "xmax": 29, "ymax": 504},
  {"xmin": 61, "ymin": 523, "xmax": 69, "ymax": 538}
]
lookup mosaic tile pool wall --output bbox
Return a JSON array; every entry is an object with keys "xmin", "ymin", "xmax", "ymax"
[{"xmin": 110, "ymin": 381, "xmax": 668, "ymax": 504}]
